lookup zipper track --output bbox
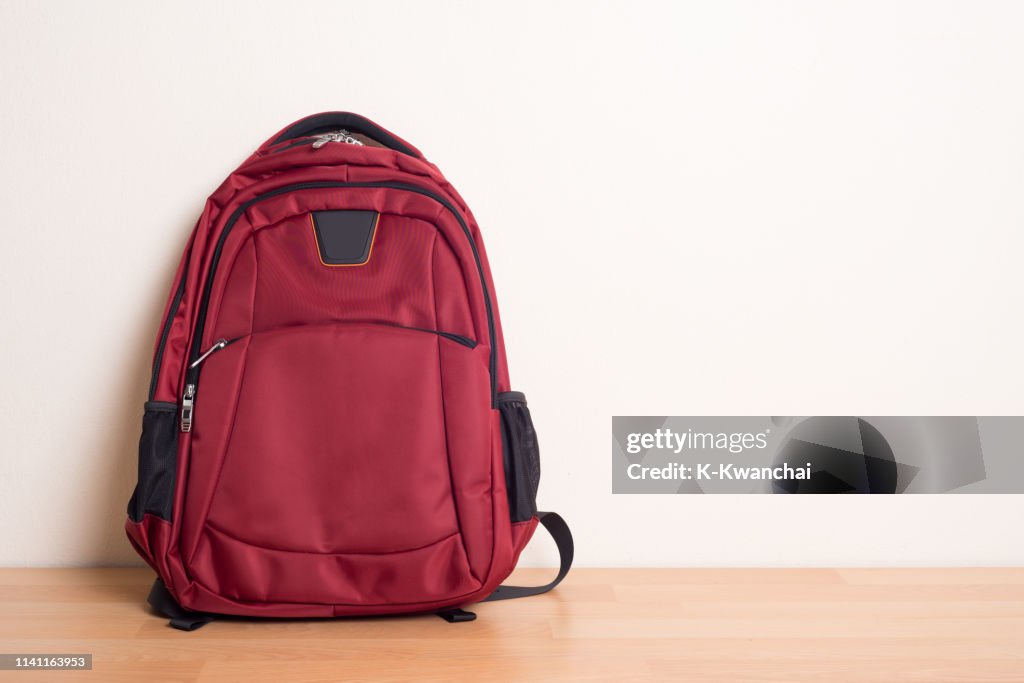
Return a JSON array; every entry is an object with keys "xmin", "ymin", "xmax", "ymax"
[
  {"xmin": 183, "ymin": 181, "xmax": 497, "ymax": 405},
  {"xmin": 148, "ymin": 271, "xmax": 187, "ymax": 401},
  {"xmin": 265, "ymin": 130, "xmax": 363, "ymax": 155},
  {"xmin": 193, "ymin": 322, "xmax": 477, "ymax": 371},
  {"xmin": 268, "ymin": 137, "xmax": 316, "ymax": 154}
]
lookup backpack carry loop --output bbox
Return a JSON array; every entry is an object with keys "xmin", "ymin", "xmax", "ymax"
[{"xmin": 266, "ymin": 111, "xmax": 421, "ymax": 157}]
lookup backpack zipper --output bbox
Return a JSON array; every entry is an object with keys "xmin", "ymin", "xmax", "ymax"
[
  {"xmin": 180, "ymin": 383, "xmax": 196, "ymax": 433},
  {"xmin": 178, "ymin": 320, "xmax": 481, "ymax": 432},
  {"xmin": 268, "ymin": 130, "xmax": 364, "ymax": 155},
  {"xmin": 149, "ymin": 274, "xmax": 187, "ymax": 401},
  {"xmin": 186, "ymin": 325, "xmax": 473, "ymax": 373},
  {"xmin": 189, "ymin": 338, "xmax": 230, "ymax": 368},
  {"xmin": 180, "ymin": 338, "xmax": 230, "ymax": 431},
  {"xmin": 311, "ymin": 130, "xmax": 364, "ymax": 149}
]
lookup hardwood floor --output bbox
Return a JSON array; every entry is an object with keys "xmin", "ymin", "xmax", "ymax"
[{"xmin": 2, "ymin": 567, "xmax": 1023, "ymax": 682}]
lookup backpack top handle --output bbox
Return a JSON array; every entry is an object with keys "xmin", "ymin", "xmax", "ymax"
[{"xmin": 261, "ymin": 111, "xmax": 423, "ymax": 159}]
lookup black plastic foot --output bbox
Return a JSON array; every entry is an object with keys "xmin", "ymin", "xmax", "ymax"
[
  {"xmin": 436, "ymin": 608, "xmax": 477, "ymax": 623},
  {"xmin": 168, "ymin": 614, "xmax": 215, "ymax": 631},
  {"xmin": 147, "ymin": 579, "xmax": 215, "ymax": 631}
]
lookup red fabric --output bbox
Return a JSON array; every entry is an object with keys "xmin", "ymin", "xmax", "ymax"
[{"xmin": 128, "ymin": 113, "xmax": 531, "ymax": 617}]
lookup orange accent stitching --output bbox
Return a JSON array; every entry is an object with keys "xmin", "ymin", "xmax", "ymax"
[{"xmin": 310, "ymin": 212, "xmax": 378, "ymax": 267}]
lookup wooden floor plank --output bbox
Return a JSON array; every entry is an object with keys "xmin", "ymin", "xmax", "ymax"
[{"xmin": 1, "ymin": 568, "xmax": 1022, "ymax": 682}]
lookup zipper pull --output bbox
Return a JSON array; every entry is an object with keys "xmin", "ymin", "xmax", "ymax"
[
  {"xmin": 181, "ymin": 384, "xmax": 195, "ymax": 433},
  {"xmin": 311, "ymin": 130, "xmax": 364, "ymax": 149},
  {"xmin": 181, "ymin": 339, "xmax": 229, "ymax": 432},
  {"xmin": 190, "ymin": 339, "xmax": 228, "ymax": 369},
  {"xmin": 311, "ymin": 133, "xmax": 334, "ymax": 149}
]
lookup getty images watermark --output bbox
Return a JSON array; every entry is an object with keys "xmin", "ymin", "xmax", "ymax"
[{"xmin": 614, "ymin": 416, "xmax": 1022, "ymax": 494}]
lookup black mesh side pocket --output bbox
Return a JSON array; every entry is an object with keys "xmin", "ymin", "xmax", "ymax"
[
  {"xmin": 127, "ymin": 402, "xmax": 179, "ymax": 523},
  {"xmin": 498, "ymin": 391, "xmax": 541, "ymax": 522}
]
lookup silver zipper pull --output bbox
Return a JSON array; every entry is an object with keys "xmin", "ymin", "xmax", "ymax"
[
  {"xmin": 181, "ymin": 339, "xmax": 228, "ymax": 432},
  {"xmin": 181, "ymin": 383, "xmax": 195, "ymax": 433},
  {"xmin": 311, "ymin": 130, "xmax": 364, "ymax": 149},
  {"xmin": 189, "ymin": 339, "xmax": 228, "ymax": 369}
]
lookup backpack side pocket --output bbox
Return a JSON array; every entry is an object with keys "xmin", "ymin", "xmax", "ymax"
[
  {"xmin": 497, "ymin": 391, "xmax": 540, "ymax": 522},
  {"xmin": 127, "ymin": 402, "xmax": 179, "ymax": 522}
]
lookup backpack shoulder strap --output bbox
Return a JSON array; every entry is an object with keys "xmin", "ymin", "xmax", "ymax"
[{"xmin": 483, "ymin": 511, "xmax": 574, "ymax": 602}]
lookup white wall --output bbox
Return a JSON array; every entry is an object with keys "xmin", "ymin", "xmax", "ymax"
[{"xmin": 2, "ymin": 0, "xmax": 1023, "ymax": 568}]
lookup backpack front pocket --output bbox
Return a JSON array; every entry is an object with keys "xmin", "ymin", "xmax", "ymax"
[{"xmin": 183, "ymin": 322, "xmax": 487, "ymax": 606}]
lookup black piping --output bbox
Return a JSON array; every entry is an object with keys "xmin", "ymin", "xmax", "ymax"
[
  {"xmin": 217, "ymin": 323, "xmax": 476, "ymax": 352},
  {"xmin": 183, "ymin": 182, "xmax": 497, "ymax": 405},
  {"xmin": 407, "ymin": 327, "xmax": 477, "ymax": 349},
  {"xmin": 148, "ymin": 275, "xmax": 187, "ymax": 401},
  {"xmin": 434, "ymin": 331, "xmax": 477, "ymax": 349},
  {"xmin": 269, "ymin": 137, "xmax": 317, "ymax": 154},
  {"xmin": 270, "ymin": 113, "xmax": 418, "ymax": 157}
]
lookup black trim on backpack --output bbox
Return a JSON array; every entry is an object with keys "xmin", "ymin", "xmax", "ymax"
[
  {"xmin": 127, "ymin": 402, "xmax": 179, "ymax": 523},
  {"xmin": 148, "ymin": 275, "xmax": 187, "ymax": 402},
  {"xmin": 271, "ymin": 112, "xmax": 419, "ymax": 157}
]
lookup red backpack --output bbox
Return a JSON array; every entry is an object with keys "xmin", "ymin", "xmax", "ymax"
[{"xmin": 126, "ymin": 112, "xmax": 572, "ymax": 630}]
